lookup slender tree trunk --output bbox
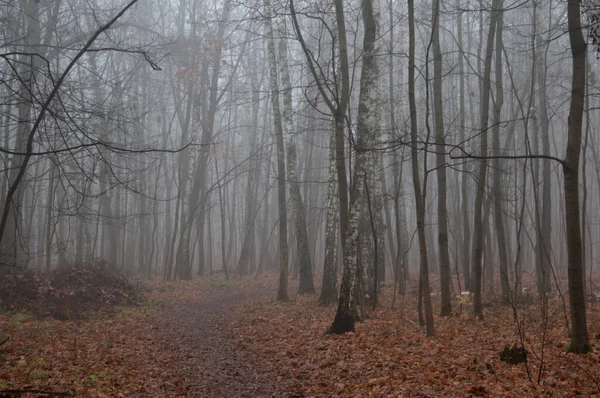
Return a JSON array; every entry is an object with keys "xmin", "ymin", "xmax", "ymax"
[
  {"xmin": 409, "ymin": 0, "xmax": 434, "ymax": 336},
  {"xmin": 177, "ymin": 2, "xmax": 230, "ymax": 280},
  {"xmin": 537, "ymin": 15, "xmax": 553, "ymax": 297},
  {"xmin": 456, "ymin": 0, "xmax": 471, "ymax": 291},
  {"xmin": 237, "ymin": 66, "xmax": 261, "ymax": 275},
  {"xmin": 392, "ymin": 149, "xmax": 407, "ymax": 294},
  {"xmin": 278, "ymin": 16, "xmax": 314, "ymax": 294},
  {"xmin": 529, "ymin": 2, "xmax": 549, "ymax": 299},
  {"xmin": 1, "ymin": 0, "xmax": 41, "ymax": 266},
  {"xmin": 45, "ymin": 157, "xmax": 57, "ymax": 271},
  {"xmin": 319, "ymin": 129, "xmax": 339, "ymax": 305},
  {"xmin": 483, "ymin": 196, "xmax": 494, "ymax": 293},
  {"xmin": 472, "ymin": 0, "xmax": 501, "ymax": 318},
  {"xmin": 432, "ymin": 0, "xmax": 451, "ymax": 316},
  {"xmin": 492, "ymin": 9, "xmax": 509, "ymax": 303},
  {"xmin": 582, "ymin": 78, "xmax": 589, "ymax": 298},
  {"xmin": 265, "ymin": 0, "xmax": 289, "ymax": 301},
  {"xmin": 380, "ymin": 156, "xmax": 394, "ymax": 282},
  {"xmin": 564, "ymin": 0, "xmax": 590, "ymax": 353},
  {"xmin": 166, "ymin": 77, "xmax": 195, "ymax": 279},
  {"xmin": 389, "ymin": 21, "xmax": 408, "ymax": 291},
  {"xmin": 371, "ymin": 154, "xmax": 386, "ymax": 295}
]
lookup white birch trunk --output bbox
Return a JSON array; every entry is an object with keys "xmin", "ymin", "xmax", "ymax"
[{"xmin": 329, "ymin": 0, "xmax": 380, "ymax": 334}]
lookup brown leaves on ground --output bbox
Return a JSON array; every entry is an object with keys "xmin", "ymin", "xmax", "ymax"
[
  {"xmin": 0, "ymin": 274, "xmax": 281, "ymax": 397},
  {"xmin": 236, "ymin": 281, "xmax": 600, "ymax": 397},
  {"xmin": 2, "ymin": 272, "xmax": 600, "ymax": 397}
]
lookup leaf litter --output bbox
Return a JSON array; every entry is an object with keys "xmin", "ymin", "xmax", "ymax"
[
  {"xmin": 0, "ymin": 272, "xmax": 281, "ymax": 397},
  {"xmin": 2, "ymin": 272, "xmax": 600, "ymax": 397},
  {"xmin": 235, "ymin": 280, "xmax": 600, "ymax": 397}
]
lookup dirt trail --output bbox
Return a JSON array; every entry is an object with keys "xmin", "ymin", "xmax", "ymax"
[{"xmin": 151, "ymin": 288, "xmax": 281, "ymax": 398}]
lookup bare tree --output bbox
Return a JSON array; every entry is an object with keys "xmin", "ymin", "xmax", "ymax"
[
  {"xmin": 318, "ymin": 130, "xmax": 339, "ymax": 305},
  {"xmin": 0, "ymin": 0, "xmax": 142, "ymax": 264},
  {"xmin": 471, "ymin": 0, "xmax": 501, "ymax": 318},
  {"xmin": 277, "ymin": 11, "xmax": 314, "ymax": 294},
  {"xmin": 328, "ymin": 0, "xmax": 380, "ymax": 334},
  {"xmin": 265, "ymin": 0, "xmax": 289, "ymax": 302},
  {"xmin": 564, "ymin": 0, "xmax": 590, "ymax": 354},
  {"xmin": 409, "ymin": 0, "xmax": 434, "ymax": 336},
  {"xmin": 431, "ymin": 0, "xmax": 452, "ymax": 316},
  {"xmin": 491, "ymin": 5, "xmax": 510, "ymax": 303}
]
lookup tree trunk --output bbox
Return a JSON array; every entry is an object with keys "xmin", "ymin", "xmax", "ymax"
[
  {"xmin": 319, "ymin": 130, "xmax": 339, "ymax": 305},
  {"xmin": 328, "ymin": 0, "xmax": 379, "ymax": 334},
  {"xmin": 177, "ymin": 2, "xmax": 230, "ymax": 280},
  {"xmin": 564, "ymin": 0, "xmax": 590, "ymax": 354},
  {"xmin": 332, "ymin": 0, "xmax": 350, "ymax": 249},
  {"xmin": 290, "ymin": 0, "xmax": 350, "ymax": 253},
  {"xmin": 277, "ymin": 15, "xmax": 314, "ymax": 294},
  {"xmin": 371, "ymin": 155, "xmax": 386, "ymax": 294},
  {"xmin": 492, "ymin": 9, "xmax": 509, "ymax": 303},
  {"xmin": 265, "ymin": 0, "xmax": 289, "ymax": 302},
  {"xmin": 471, "ymin": 0, "xmax": 501, "ymax": 318},
  {"xmin": 456, "ymin": 0, "xmax": 471, "ymax": 291},
  {"xmin": 0, "ymin": 0, "xmax": 42, "ymax": 267},
  {"xmin": 237, "ymin": 52, "xmax": 261, "ymax": 275},
  {"xmin": 537, "ymin": 26, "xmax": 553, "ymax": 296},
  {"xmin": 431, "ymin": 0, "xmax": 451, "ymax": 317},
  {"xmin": 409, "ymin": 0, "xmax": 434, "ymax": 336}
]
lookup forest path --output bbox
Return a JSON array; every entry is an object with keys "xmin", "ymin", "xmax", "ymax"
[{"xmin": 150, "ymin": 283, "xmax": 281, "ymax": 398}]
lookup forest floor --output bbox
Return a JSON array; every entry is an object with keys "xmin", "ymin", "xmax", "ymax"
[
  {"xmin": 2, "ymin": 271, "xmax": 600, "ymax": 397},
  {"xmin": 235, "ymin": 276, "xmax": 600, "ymax": 397},
  {"xmin": 0, "ymin": 272, "xmax": 282, "ymax": 397}
]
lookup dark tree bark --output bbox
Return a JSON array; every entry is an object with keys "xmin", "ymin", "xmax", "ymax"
[
  {"xmin": 471, "ymin": 0, "xmax": 501, "ymax": 318},
  {"xmin": 409, "ymin": 0, "xmax": 434, "ymax": 336},
  {"xmin": 564, "ymin": 0, "xmax": 590, "ymax": 354},
  {"xmin": 431, "ymin": 0, "xmax": 452, "ymax": 317}
]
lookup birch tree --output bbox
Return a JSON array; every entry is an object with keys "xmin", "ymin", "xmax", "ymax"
[
  {"xmin": 289, "ymin": 0, "xmax": 351, "ymax": 251},
  {"xmin": 328, "ymin": 0, "xmax": 380, "ymax": 334}
]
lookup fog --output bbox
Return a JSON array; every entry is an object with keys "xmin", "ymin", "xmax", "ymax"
[{"xmin": 0, "ymin": 0, "xmax": 597, "ymax": 346}]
